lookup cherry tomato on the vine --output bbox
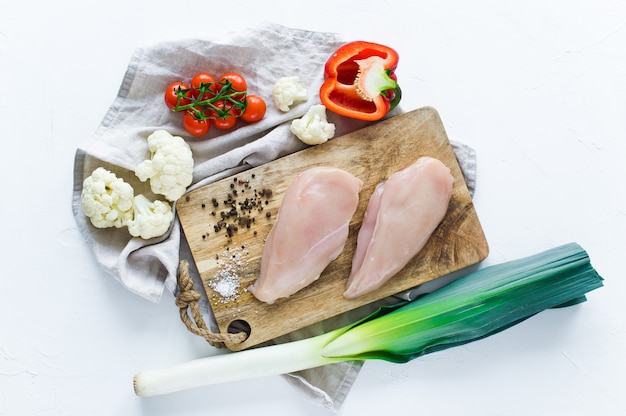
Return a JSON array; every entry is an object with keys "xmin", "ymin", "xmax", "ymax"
[
  {"xmin": 210, "ymin": 101, "xmax": 238, "ymax": 130},
  {"xmin": 218, "ymin": 72, "xmax": 247, "ymax": 99},
  {"xmin": 164, "ymin": 82, "xmax": 191, "ymax": 110},
  {"xmin": 164, "ymin": 71, "xmax": 264, "ymax": 138},
  {"xmin": 190, "ymin": 72, "xmax": 218, "ymax": 101},
  {"xmin": 183, "ymin": 111, "xmax": 210, "ymax": 137},
  {"xmin": 240, "ymin": 95, "xmax": 266, "ymax": 123},
  {"xmin": 212, "ymin": 115, "xmax": 237, "ymax": 130}
]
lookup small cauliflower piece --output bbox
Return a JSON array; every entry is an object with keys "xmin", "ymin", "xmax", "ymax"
[
  {"xmin": 127, "ymin": 194, "xmax": 174, "ymax": 239},
  {"xmin": 290, "ymin": 104, "xmax": 336, "ymax": 145},
  {"xmin": 135, "ymin": 130, "xmax": 194, "ymax": 202},
  {"xmin": 81, "ymin": 167, "xmax": 134, "ymax": 229},
  {"xmin": 272, "ymin": 76, "xmax": 308, "ymax": 112}
]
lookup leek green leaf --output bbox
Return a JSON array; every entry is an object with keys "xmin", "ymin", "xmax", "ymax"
[{"xmin": 321, "ymin": 243, "xmax": 603, "ymax": 361}]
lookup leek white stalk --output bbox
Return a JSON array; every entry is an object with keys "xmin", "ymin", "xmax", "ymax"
[
  {"xmin": 133, "ymin": 330, "xmax": 347, "ymax": 397},
  {"xmin": 134, "ymin": 242, "xmax": 603, "ymax": 397}
]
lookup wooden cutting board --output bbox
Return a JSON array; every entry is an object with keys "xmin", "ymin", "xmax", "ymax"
[{"xmin": 177, "ymin": 107, "xmax": 489, "ymax": 351}]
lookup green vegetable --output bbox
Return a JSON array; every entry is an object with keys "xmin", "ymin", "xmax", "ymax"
[{"xmin": 133, "ymin": 242, "xmax": 603, "ymax": 397}]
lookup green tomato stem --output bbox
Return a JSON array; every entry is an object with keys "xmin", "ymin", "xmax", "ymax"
[{"xmin": 173, "ymin": 79, "xmax": 248, "ymax": 120}]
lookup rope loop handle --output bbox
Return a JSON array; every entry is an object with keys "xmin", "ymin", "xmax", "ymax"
[{"xmin": 175, "ymin": 259, "xmax": 247, "ymax": 348}]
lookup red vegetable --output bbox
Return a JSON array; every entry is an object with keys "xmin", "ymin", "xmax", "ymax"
[
  {"xmin": 164, "ymin": 82, "xmax": 191, "ymax": 110},
  {"xmin": 190, "ymin": 72, "xmax": 218, "ymax": 100},
  {"xmin": 165, "ymin": 72, "xmax": 267, "ymax": 137},
  {"xmin": 218, "ymin": 72, "xmax": 247, "ymax": 100},
  {"xmin": 320, "ymin": 41, "xmax": 401, "ymax": 121},
  {"xmin": 211, "ymin": 101, "xmax": 238, "ymax": 130},
  {"xmin": 240, "ymin": 95, "xmax": 266, "ymax": 123},
  {"xmin": 182, "ymin": 111, "xmax": 210, "ymax": 137}
]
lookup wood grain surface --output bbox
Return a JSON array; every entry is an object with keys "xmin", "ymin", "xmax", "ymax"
[{"xmin": 176, "ymin": 107, "xmax": 489, "ymax": 351}]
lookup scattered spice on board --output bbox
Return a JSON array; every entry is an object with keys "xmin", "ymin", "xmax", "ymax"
[
  {"xmin": 200, "ymin": 173, "xmax": 274, "ymax": 243},
  {"xmin": 197, "ymin": 173, "xmax": 275, "ymax": 303},
  {"xmin": 207, "ymin": 246, "xmax": 249, "ymax": 304}
]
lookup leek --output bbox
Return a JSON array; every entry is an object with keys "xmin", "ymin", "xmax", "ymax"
[{"xmin": 134, "ymin": 242, "xmax": 603, "ymax": 397}]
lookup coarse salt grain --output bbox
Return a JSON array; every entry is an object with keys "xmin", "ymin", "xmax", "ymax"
[{"xmin": 208, "ymin": 247, "xmax": 248, "ymax": 303}]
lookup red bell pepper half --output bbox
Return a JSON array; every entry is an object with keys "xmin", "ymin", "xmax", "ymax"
[{"xmin": 320, "ymin": 41, "xmax": 401, "ymax": 121}]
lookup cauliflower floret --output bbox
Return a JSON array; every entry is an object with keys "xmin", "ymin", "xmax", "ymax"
[
  {"xmin": 135, "ymin": 130, "xmax": 194, "ymax": 202},
  {"xmin": 290, "ymin": 105, "xmax": 336, "ymax": 145},
  {"xmin": 272, "ymin": 76, "xmax": 308, "ymax": 112},
  {"xmin": 81, "ymin": 167, "xmax": 134, "ymax": 229},
  {"xmin": 126, "ymin": 194, "xmax": 174, "ymax": 239}
]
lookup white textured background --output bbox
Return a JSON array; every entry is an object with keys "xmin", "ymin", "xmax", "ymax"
[{"xmin": 1, "ymin": 1, "xmax": 624, "ymax": 414}]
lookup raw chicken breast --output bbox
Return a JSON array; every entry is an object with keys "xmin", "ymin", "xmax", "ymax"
[
  {"xmin": 249, "ymin": 167, "xmax": 362, "ymax": 304},
  {"xmin": 344, "ymin": 156, "xmax": 454, "ymax": 299}
]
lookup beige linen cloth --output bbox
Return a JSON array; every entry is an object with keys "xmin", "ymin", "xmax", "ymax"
[{"xmin": 72, "ymin": 23, "xmax": 476, "ymax": 411}]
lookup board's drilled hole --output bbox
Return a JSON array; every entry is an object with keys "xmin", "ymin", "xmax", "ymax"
[{"xmin": 227, "ymin": 319, "xmax": 251, "ymax": 342}]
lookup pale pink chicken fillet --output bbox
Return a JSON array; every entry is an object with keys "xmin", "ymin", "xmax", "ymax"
[
  {"xmin": 344, "ymin": 156, "xmax": 454, "ymax": 299},
  {"xmin": 249, "ymin": 167, "xmax": 362, "ymax": 304}
]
